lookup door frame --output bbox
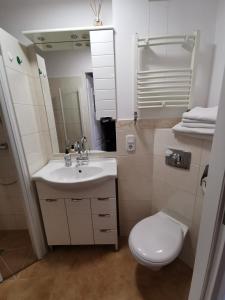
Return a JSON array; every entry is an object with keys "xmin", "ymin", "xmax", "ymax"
[{"xmin": 189, "ymin": 68, "xmax": 225, "ymax": 299}]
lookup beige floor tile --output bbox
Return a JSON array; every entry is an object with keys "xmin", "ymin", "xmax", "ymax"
[
  {"xmin": 1, "ymin": 240, "xmax": 192, "ymax": 300},
  {"xmin": 0, "ymin": 230, "xmax": 36, "ymax": 280}
]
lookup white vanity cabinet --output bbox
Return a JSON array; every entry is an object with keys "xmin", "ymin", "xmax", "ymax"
[
  {"xmin": 66, "ymin": 198, "xmax": 94, "ymax": 245},
  {"xmin": 39, "ymin": 198, "xmax": 70, "ymax": 245},
  {"xmin": 35, "ymin": 179, "xmax": 118, "ymax": 249}
]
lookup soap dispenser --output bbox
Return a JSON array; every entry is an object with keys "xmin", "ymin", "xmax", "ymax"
[{"xmin": 64, "ymin": 148, "xmax": 72, "ymax": 167}]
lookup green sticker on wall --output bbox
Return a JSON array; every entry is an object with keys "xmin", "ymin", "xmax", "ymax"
[{"xmin": 16, "ymin": 56, "xmax": 22, "ymax": 65}]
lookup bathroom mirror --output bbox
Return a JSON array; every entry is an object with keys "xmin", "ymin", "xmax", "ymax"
[{"xmin": 25, "ymin": 27, "xmax": 117, "ymax": 153}]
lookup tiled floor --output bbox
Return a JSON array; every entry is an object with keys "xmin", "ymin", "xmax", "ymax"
[
  {"xmin": 0, "ymin": 230, "xmax": 36, "ymax": 279},
  {"xmin": 0, "ymin": 239, "xmax": 192, "ymax": 300}
]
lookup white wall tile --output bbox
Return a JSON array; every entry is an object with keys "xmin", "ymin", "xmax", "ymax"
[
  {"xmin": 95, "ymin": 100, "xmax": 116, "ymax": 111},
  {"xmin": 95, "ymin": 90, "xmax": 116, "ymax": 101},
  {"xmin": 119, "ymin": 200, "xmax": 151, "ymax": 223},
  {"xmin": 93, "ymin": 67, "xmax": 115, "ymax": 79},
  {"xmin": 117, "ymin": 128, "xmax": 154, "ymax": 156},
  {"xmin": 22, "ymin": 132, "xmax": 48, "ymax": 174},
  {"xmin": 14, "ymin": 104, "xmax": 40, "ymax": 135},
  {"xmin": 90, "ymin": 30, "xmax": 113, "ymax": 43},
  {"xmin": 152, "ymin": 177, "xmax": 196, "ymax": 224},
  {"xmin": 154, "ymin": 129, "xmax": 203, "ymax": 165},
  {"xmin": 96, "ymin": 109, "xmax": 116, "ymax": 120},
  {"xmin": 92, "ymin": 55, "xmax": 114, "ymax": 67},
  {"xmin": 94, "ymin": 78, "xmax": 115, "ymax": 90},
  {"xmin": 91, "ymin": 42, "xmax": 114, "ymax": 55},
  {"xmin": 7, "ymin": 69, "xmax": 33, "ymax": 105},
  {"xmin": 118, "ymin": 177, "xmax": 152, "ymax": 202}
]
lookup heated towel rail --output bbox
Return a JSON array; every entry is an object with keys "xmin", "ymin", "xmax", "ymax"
[{"xmin": 134, "ymin": 31, "xmax": 200, "ymax": 116}]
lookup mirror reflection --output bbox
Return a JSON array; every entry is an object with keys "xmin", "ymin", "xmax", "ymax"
[{"xmin": 38, "ymin": 29, "xmax": 116, "ymax": 153}]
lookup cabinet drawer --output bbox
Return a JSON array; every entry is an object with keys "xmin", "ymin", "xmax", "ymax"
[
  {"xmin": 91, "ymin": 198, "xmax": 116, "ymax": 214},
  {"xmin": 40, "ymin": 199, "xmax": 70, "ymax": 245},
  {"xmin": 66, "ymin": 198, "xmax": 90, "ymax": 214},
  {"xmin": 92, "ymin": 213, "xmax": 117, "ymax": 229},
  {"xmin": 94, "ymin": 228, "xmax": 117, "ymax": 245}
]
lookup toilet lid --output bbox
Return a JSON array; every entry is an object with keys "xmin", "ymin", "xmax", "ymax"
[{"xmin": 129, "ymin": 214, "xmax": 183, "ymax": 264}]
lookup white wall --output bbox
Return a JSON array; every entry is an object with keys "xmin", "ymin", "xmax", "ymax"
[
  {"xmin": 113, "ymin": 0, "xmax": 218, "ymax": 119},
  {"xmin": 43, "ymin": 48, "xmax": 92, "ymax": 78},
  {"xmin": 208, "ymin": 0, "xmax": 225, "ymax": 107},
  {"xmin": 0, "ymin": 0, "xmax": 112, "ymax": 45},
  {"xmin": 0, "ymin": 0, "xmax": 219, "ymax": 118}
]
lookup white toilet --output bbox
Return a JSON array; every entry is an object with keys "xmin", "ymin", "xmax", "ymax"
[{"xmin": 128, "ymin": 211, "xmax": 188, "ymax": 270}]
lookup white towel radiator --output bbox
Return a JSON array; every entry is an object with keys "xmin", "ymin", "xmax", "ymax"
[{"xmin": 134, "ymin": 31, "xmax": 200, "ymax": 118}]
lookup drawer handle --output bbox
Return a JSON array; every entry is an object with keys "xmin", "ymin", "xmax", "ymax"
[
  {"xmin": 45, "ymin": 199, "xmax": 57, "ymax": 202},
  {"xmin": 71, "ymin": 198, "xmax": 84, "ymax": 202},
  {"xmin": 100, "ymin": 229, "xmax": 113, "ymax": 233},
  {"xmin": 98, "ymin": 214, "xmax": 111, "ymax": 217},
  {"xmin": 97, "ymin": 197, "xmax": 109, "ymax": 201}
]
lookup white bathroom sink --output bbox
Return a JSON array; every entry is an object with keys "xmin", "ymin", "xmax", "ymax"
[{"xmin": 32, "ymin": 158, "xmax": 117, "ymax": 187}]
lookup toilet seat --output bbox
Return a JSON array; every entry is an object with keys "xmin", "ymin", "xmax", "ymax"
[{"xmin": 129, "ymin": 212, "xmax": 185, "ymax": 267}]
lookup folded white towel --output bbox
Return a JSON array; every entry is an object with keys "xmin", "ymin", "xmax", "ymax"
[
  {"xmin": 182, "ymin": 106, "xmax": 218, "ymax": 123},
  {"xmin": 173, "ymin": 122, "xmax": 215, "ymax": 136},
  {"xmin": 182, "ymin": 118, "xmax": 215, "ymax": 124},
  {"xmin": 180, "ymin": 122, "xmax": 216, "ymax": 129}
]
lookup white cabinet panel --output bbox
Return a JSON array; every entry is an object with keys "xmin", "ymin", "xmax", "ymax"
[
  {"xmin": 95, "ymin": 89, "xmax": 116, "ymax": 100},
  {"xmin": 91, "ymin": 42, "xmax": 114, "ymax": 55},
  {"xmin": 90, "ymin": 29, "xmax": 116, "ymax": 120},
  {"xmin": 36, "ymin": 180, "xmax": 116, "ymax": 199},
  {"xmin": 92, "ymin": 214, "xmax": 117, "ymax": 229},
  {"xmin": 93, "ymin": 67, "xmax": 114, "ymax": 79},
  {"xmin": 92, "ymin": 55, "xmax": 114, "ymax": 68},
  {"xmin": 94, "ymin": 78, "xmax": 115, "ymax": 90},
  {"xmin": 95, "ymin": 100, "xmax": 116, "ymax": 110},
  {"xmin": 92, "ymin": 198, "xmax": 116, "ymax": 215},
  {"xmin": 96, "ymin": 109, "xmax": 116, "ymax": 120},
  {"xmin": 93, "ymin": 228, "xmax": 117, "ymax": 245},
  {"xmin": 66, "ymin": 199, "xmax": 94, "ymax": 245},
  {"xmin": 90, "ymin": 30, "xmax": 113, "ymax": 43},
  {"xmin": 36, "ymin": 179, "xmax": 118, "ymax": 247},
  {"xmin": 40, "ymin": 199, "xmax": 70, "ymax": 245}
]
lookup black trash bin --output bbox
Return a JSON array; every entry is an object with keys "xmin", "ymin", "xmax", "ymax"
[{"xmin": 100, "ymin": 117, "xmax": 116, "ymax": 152}]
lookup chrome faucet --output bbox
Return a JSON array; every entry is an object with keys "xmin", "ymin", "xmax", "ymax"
[{"xmin": 75, "ymin": 137, "xmax": 89, "ymax": 165}]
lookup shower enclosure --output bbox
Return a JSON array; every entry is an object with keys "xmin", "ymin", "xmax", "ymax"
[{"xmin": 0, "ymin": 106, "xmax": 36, "ymax": 280}]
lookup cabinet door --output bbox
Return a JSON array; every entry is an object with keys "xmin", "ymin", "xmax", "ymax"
[
  {"xmin": 40, "ymin": 199, "xmax": 70, "ymax": 245},
  {"xmin": 66, "ymin": 198, "xmax": 94, "ymax": 245}
]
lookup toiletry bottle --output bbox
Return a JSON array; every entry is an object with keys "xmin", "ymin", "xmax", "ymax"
[{"xmin": 64, "ymin": 148, "xmax": 72, "ymax": 167}]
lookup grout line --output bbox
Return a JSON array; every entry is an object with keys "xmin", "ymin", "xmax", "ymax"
[{"xmin": 0, "ymin": 256, "xmax": 16, "ymax": 280}]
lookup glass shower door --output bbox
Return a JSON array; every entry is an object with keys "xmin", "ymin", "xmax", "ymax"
[{"xmin": 0, "ymin": 107, "xmax": 36, "ymax": 280}]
